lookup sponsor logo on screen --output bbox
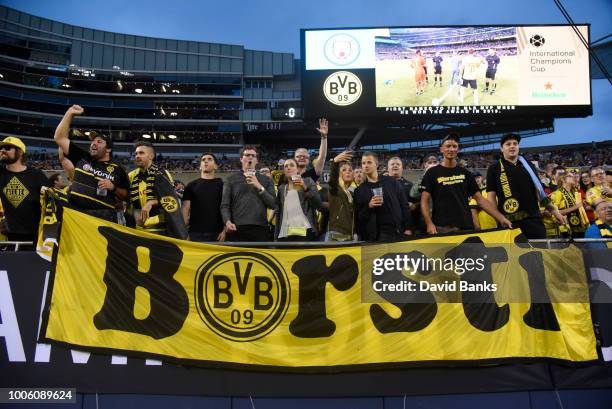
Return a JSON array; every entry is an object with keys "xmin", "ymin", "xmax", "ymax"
[
  {"xmin": 323, "ymin": 71, "xmax": 363, "ymax": 106},
  {"xmin": 529, "ymin": 34, "xmax": 546, "ymax": 47},
  {"xmin": 324, "ymin": 33, "xmax": 360, "ymax": 66}
]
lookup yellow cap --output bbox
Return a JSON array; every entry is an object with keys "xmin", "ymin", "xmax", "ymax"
[{"xmin": 0, "ymin": 136, "xmax": 26, "ymax": 153}]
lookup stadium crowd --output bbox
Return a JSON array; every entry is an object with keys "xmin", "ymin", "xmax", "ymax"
[{"xmin": 0, "ymin": 105, "xmax": 610, "ymax": 245}]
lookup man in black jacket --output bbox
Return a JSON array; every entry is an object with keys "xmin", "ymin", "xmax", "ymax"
[{"xmin": 354, "ymin": 151, "xmax": 413, "ymax": 241}]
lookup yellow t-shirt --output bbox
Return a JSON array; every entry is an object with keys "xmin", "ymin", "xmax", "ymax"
[
  {"xmin": 469, "ymin": 190, "xmax": 497, "ymax": 230},
  {"xmin": 586, "ymin": 185, "xmax": 611, "ymax": 207}
]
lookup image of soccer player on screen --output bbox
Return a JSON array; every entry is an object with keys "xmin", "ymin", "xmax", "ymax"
[
  {"xmin": 484, "ymin": 48, "xmax": 501, "ymax": 94},
  {"xmin": 459, "ymin": 48, "xmax": 483, "ymax": 105},
  {"xmin": 411, "ymin": 50, "xmax": 426, "ymax": 95},
  {"xmin": 433, "ymin": 52, "xmax": 443, "ymax": 87}
]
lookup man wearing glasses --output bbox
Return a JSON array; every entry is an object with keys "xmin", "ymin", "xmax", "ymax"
[
  {"xmin": 0, "ymin": 136, "xmax": 48, "ymax": 242},
  {"xmin": 586, "ymin": 167, "xmax": 611, "ymax": 218},
  {"xmin": 294, "ymin": 118, "xmax": 328, "ymax": 182},
  {"xmin": 220, "ymin": 146, "xmax": 275, "ymax": 242}
]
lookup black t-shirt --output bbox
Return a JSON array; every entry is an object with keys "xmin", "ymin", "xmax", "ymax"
[
  {"xmin": 362, "ymin": 180, "xmax": 396, "ymax": 232},
  {"xmin": 420, "ymin": 165, "xmax": 479, "ymax": 229},
  {"xmin": 301, "ymin": 166, "xmax": 319, "ymax": 183},
  {"xmin": 433, "ymin": 56, "xmax": 443, "ymax": 68},
  {"xmin": 486, "ymin": 158, "xmax": 542, "ymax": 219},
  {"xmin": 0, "ymin": 167, "xmax": 48, "ymax": 240},
  {"xmin": 66, "ymin": 141, "xmax": 129, "ymax": 210},
  {"xmin": 183, "ymin": 178, "xmax": 224, "ymax": 234}
]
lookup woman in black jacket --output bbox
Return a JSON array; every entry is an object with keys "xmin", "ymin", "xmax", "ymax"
[{"xmin": 275, "ymin": 158, "xmax": 322, "ymax": 241}]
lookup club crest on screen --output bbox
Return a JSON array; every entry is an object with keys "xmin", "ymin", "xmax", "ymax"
[
  {"xmin": 324, "ymin": 33, "xmax": 360, "ymax": 66},
  {"xmin": 322, "ymin": 71, "xmax": 363, "ymax": 106}
]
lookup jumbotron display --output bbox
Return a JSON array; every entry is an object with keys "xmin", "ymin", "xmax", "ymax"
[{"xmin": 301, "ymin": 25, "xmax": 592, "ymax": 120}]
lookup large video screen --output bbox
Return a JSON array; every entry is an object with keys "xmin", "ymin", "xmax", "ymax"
[{"xmin": 301, "ymin": 25, "xmax": 592, "ymax": 121}]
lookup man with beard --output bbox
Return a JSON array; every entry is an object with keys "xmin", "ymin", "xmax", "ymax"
[
  {"xmin": 54, "ymin": 105, "xmax": 128, "ymax": 222},
  {"xmin": 0, "ymin": 136, "xmax": 48, "ymax": 242},
  {"xmin": 128, "ymin": 141, "xmax": 175, "ymax": 235}
]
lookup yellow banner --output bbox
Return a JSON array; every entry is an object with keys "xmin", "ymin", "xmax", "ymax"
[{"xmin": 43, "ymin": 208, "xmax": 597, "ymax": 368}]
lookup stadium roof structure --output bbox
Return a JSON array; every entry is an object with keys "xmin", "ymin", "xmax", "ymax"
[{"xmin": 591, "ymin": 37, "xmax": 612, "ymax": 80}]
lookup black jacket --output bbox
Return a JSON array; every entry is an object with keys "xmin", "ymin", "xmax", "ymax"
[
  {"xmin": 354, "ymin": 175, "xmax": 413, "ymax": 241},
  {"xmin": 274, "ymin": 177, "xmax": 322, "ymax": 239}
]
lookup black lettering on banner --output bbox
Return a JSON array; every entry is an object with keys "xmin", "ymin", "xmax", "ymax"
[
  {"xmin": 234, "ymin": 261, "xmax": 251, "ymax": 295},
  {"xmin": 254, "ymin": 276, "xmax": 273, "ymax": 310},
  {"xmin": 213, "ymin": 276, "xmax": 233, "ymax": 308},
  {"xmin": 94, "ymin": 227, "xmax": 188, "ymax": 339},
  {"xmin": 447, "ymin": 237, "xmax": 510, "ymax": 332},
  {"xmin": 520, "ymin": 251, "xmax": 560, "ymax": 331},
  {"xmin": 370, "ymin": 251, "xmax": 438, "ymax": 333},
  {"xmin": 337, "ymin": 75, "xmax": 347, "ymax": 88},
  {"xmin": 329, "ymin": 83, "xmax": 338, "ymax": 95},
  {"xmin": 290, "ymin": 255, "xmax": 358, "ymax": 338},
  {"xmin": 349, "ymin": 82, "xmax": 357, "ymax": 94}
]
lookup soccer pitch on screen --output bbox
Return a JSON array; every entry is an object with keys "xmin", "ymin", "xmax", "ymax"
[{"xmin": 375, "ymin": 56, "xmax": 518, "ymax": 107}]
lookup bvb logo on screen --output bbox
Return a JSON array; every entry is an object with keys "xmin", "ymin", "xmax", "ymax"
[
  {"xmin": 195, "ymin": 252, "xmax": 290, "ymax": 342},
  {"xmin": 323, "ymin": 71, "xmax": 362, "ymax": 106}
]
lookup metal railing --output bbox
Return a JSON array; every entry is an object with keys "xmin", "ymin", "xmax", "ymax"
[{"xmin": 3, "ymin": 238, "xmax": 610, "ymax": 252}]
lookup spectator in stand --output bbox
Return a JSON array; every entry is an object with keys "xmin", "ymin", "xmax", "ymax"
[
  {"xmin": 294, "ymin": 118, "xmax": 328, "ymax": 182},
  {"xmin": 328, "ymin": 151, "xmax": 355, "ymax": 241},
  {"xmin": 469, "ymin": 171, "xmax": 497, "ymax": 231},
  {"xmin": 486, "ymin": 134, "xmax": 563, "ymax": 239},
  {"xmin": 221, "ymin": 146, "xmax": 275, "ymax": 242},
  {"xmin": 0, "ymin": 137, "xmax": 48, "ymax": 242},
  {"xmin": 182, "ymin": 153, "xmax": 224, "ymax": 242},
  {"xmin": 128, "ymin": 141, "xmax": 176, "ymax": 235},
  {"xmin": 410, "ymin": 154, "xmax": 439, "ymax": 234},
  {"xmin": 550, "ymin": 172, "xmax": 589, "ymax": 238},
  {"xmin": 550, "ymin": 166, "xmax": 567, "ymax": 192},
  {"xmin": 354, "ymin": 151, "xmax": 413, "ymax": 241},
  {"xmin": 259, "ymin": 166, "xmax": 272, "ymax": 179},
  {"xmin": 48, "ymin": 173, "xmax": 68, "ymax": 190},
  {"xmin": 54, "ymin": 105, "xmax": 129, "ymax": 222},
  {"xmin": 274, "ymin": 158, "xmax": 322, "ymax": 241},
  {"xmin": 543, "ymin": 163, "xmax": 558, "ymax": 194},
  {"xmin": 584, "ymin": 201, "xmax": 611, "ymax": 246},
  {"xmin": 586, "ymin": 167, "xmax": 611, "ymax": 219},
  {"xmin": 421, "ymin": 134, "xmax": 511, "ymax": 234},
  {"xmin": 353, "ymin": 167, "xmax": 364, "ymax": 187},
  {"xmin": 387, "ymin": 156, "xmax": 418, "ymax": 223},
  {"xmin": 174, "ymin": 180, "xmax": 185, "ymax": 199},
  {"xmin": 579, "ymin": 170, "xmax": 595, "ymax": 222}
]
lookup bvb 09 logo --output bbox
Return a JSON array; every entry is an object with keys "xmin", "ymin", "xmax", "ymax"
[
  {"xmin": 195, "ymin": 252, "xmax": 290, "ymax": 342},
  {"xmin": 503, "ymin": 198, "xmax": 519, "ymax": 214},
  {"xmin": 160, "ymin": 196, "xmax": 178, "ymax": 213},
  {"xmin": 323, "ymin": 71, "xmax": 363, "ymax": 106}
]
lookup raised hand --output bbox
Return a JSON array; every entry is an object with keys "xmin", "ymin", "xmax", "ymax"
[
  {"xmin": 333, "ymin": 150, "xmax": 353, "ymax": 163},
  {"xmin": 316, "ymin": 117, "xmax": 328, "ymax": 138},
  {"xmin": 66, "ymin": 105, "xmax": 84, "ymax": 116}
]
